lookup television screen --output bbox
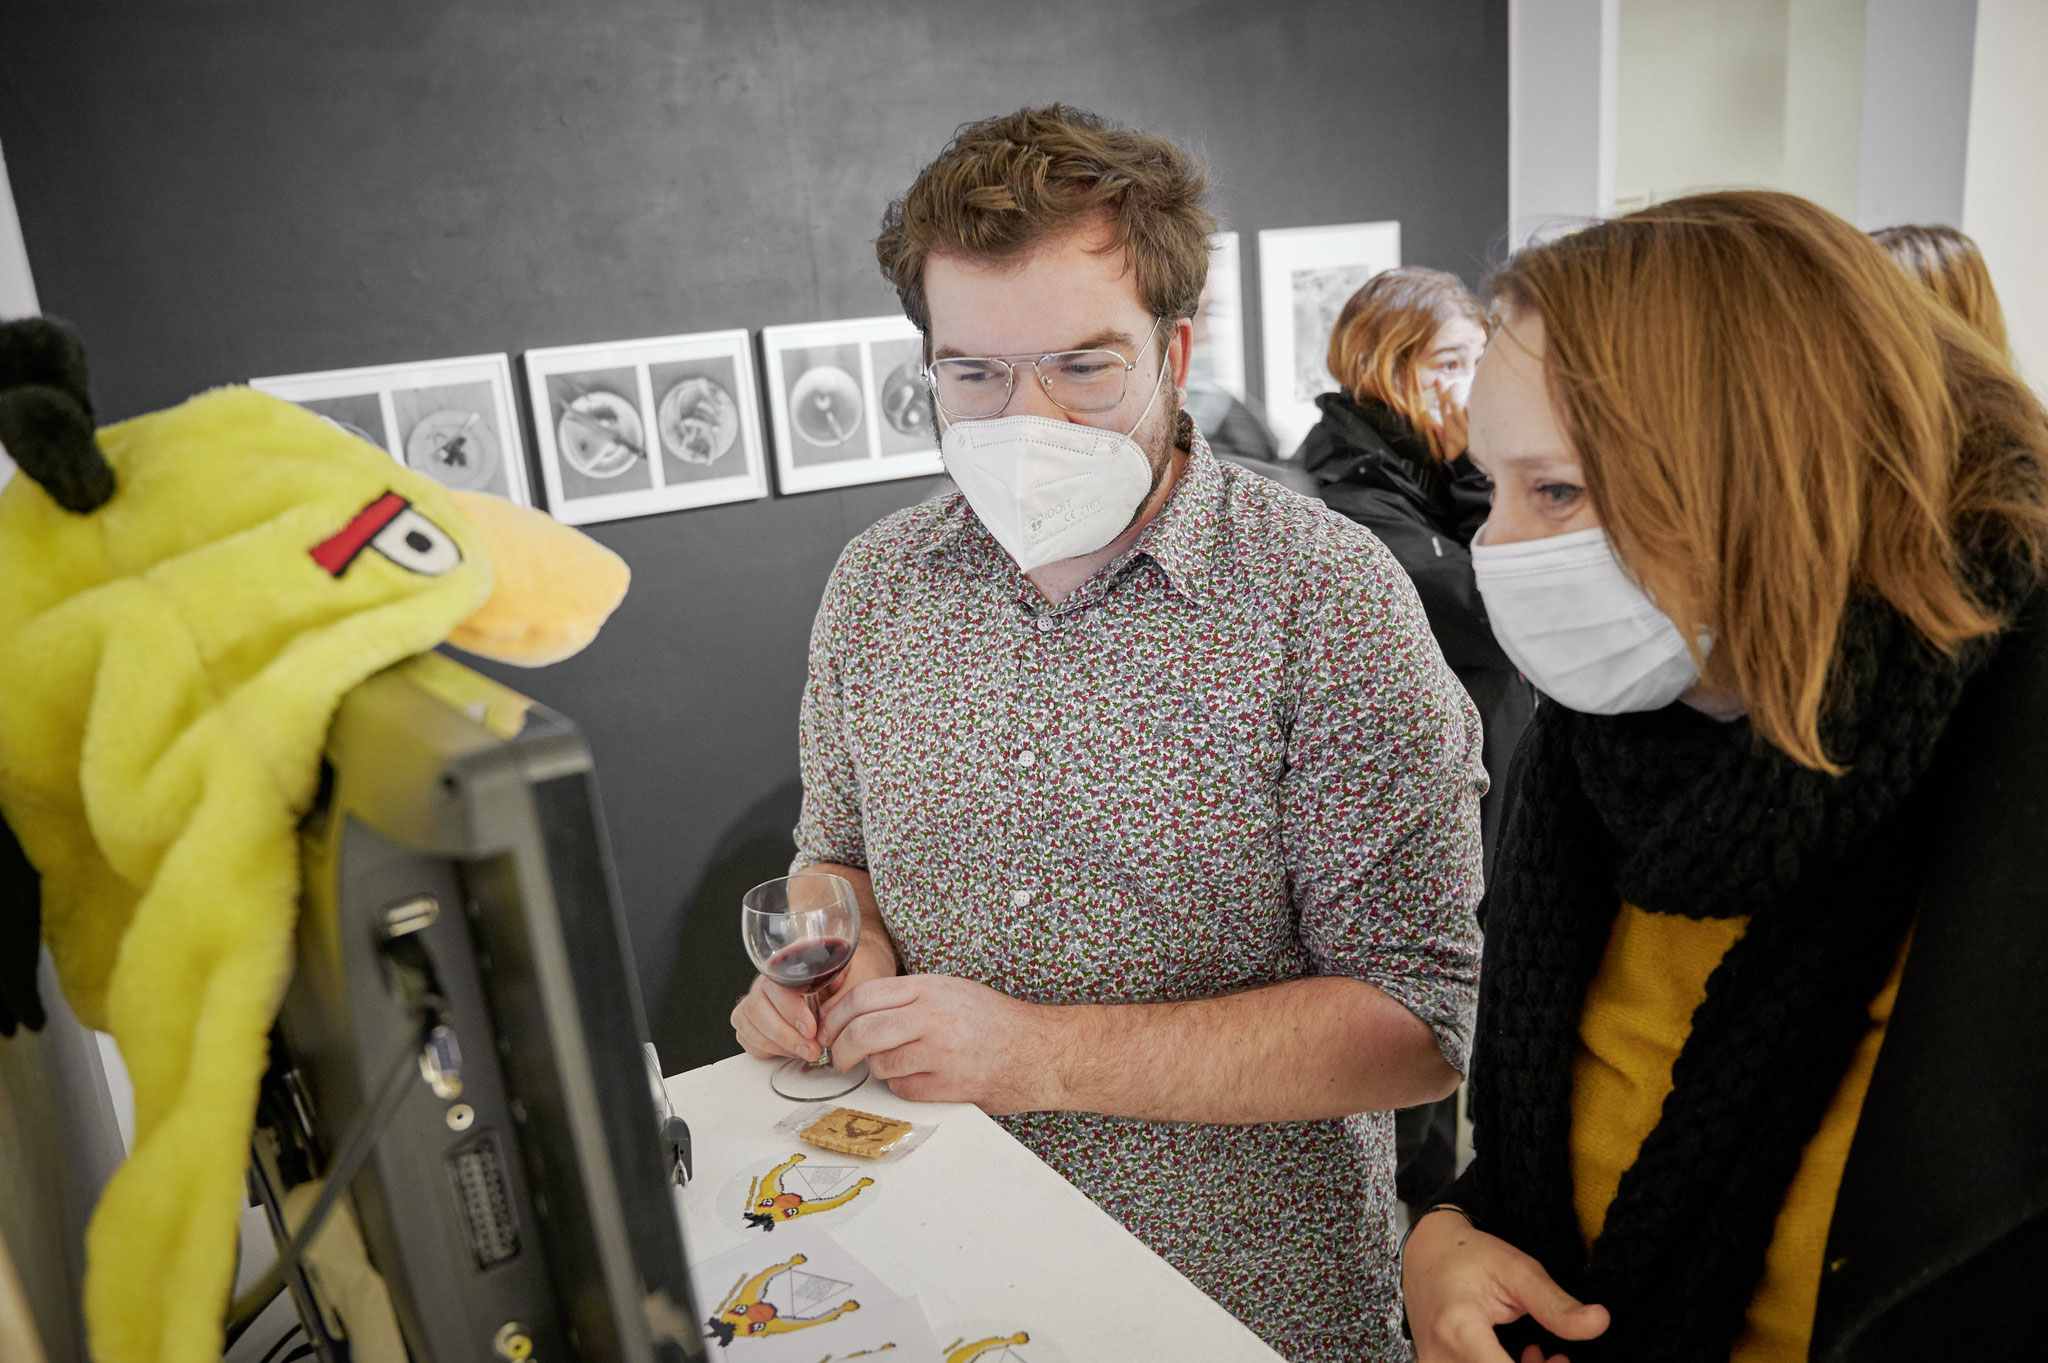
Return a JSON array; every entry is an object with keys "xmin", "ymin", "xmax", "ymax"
[{"xmin": 257, "ymin": 652, "xmax": 702, "ymax": 1362}]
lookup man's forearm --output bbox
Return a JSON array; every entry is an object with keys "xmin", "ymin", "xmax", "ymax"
[{"xmin": 1035, "ymin": 976, "xmax": 1458, "ymax": 1124}]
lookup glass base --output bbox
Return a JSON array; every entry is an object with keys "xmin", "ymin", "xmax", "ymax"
[{"xmin": 771, "ymin": 1056, "xmax": 870, "ymax": 1101}]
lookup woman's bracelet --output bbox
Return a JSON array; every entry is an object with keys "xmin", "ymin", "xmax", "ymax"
[{"xmin": 1399, "ymin": 1202, "xmax": 1475, "ymax": 1259}]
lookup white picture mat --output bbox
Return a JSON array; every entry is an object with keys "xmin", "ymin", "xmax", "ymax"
[
  {"xmin": 521, "ymin": 328, "xmax": 768, "ymax": 525},
  {"xmin": 761, "ymin": 315, "xmax": 944, "ymax": 495},
  {"xmin": 689, "ymin": 1224, "xmax": 940, "ymax": 1362},
  {"xmin": 1200, "ymin": 231, "xmax": 1246, "ymax": 399},
  {"xmin": 1256, "ymin": 221, "xmax": 1402, "ymax": 450},
  {"xmin": 249, "ymin": 353, "xmax": 533, "ymax": 507}
]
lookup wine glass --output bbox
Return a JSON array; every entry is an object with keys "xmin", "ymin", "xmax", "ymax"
[{"xmin": 740, "ymin": 873, "xmax": 869, "ymax": 1100}]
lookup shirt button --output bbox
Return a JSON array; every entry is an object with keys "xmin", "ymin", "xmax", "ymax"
[
  {"xmin": 1016, "ymin": 748, "xmax": 1037, "ymax": 768},
  {"xmin": 1035, "ymin": 615, "xmax": 1055, "ymax": 633},
  {"xmin": 1011, "ymin": 888, "xmax": 1033, "ymax": 907}
]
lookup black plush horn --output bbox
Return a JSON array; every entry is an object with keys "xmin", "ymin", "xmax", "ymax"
[{"xmin": 0, "ymin": 316, "xmax": 114, "ymax": 514}]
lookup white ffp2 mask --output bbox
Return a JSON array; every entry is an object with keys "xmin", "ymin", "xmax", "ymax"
[
  {"xmin": 939, "ymin": 353, "xmax": 1168, "ymax": 573},
  {"xmin": 1471, "ymin": 526, "xmax": 1702, "ymax": 714}
]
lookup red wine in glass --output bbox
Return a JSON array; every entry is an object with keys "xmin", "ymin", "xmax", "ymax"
[
  {"xmin": 763, "ymin": 937, "xmax": 855, "ymax": 995},
  {"xmin": 741, "ymin": 875, "xmax": 869, "ymax": 1100}
]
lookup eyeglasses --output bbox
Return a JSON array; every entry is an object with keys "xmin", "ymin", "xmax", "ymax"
[{"xmin": 924, "ymin": 318, "xmax": 1168, "ymax": 420}]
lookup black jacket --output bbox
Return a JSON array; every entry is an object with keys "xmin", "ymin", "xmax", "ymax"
[
  {"xmin": 1467, "ymin": 593, "xmax": 2048, "ymax": 1360},
  {"xmin": 1298, "ymin": 392, "xmax": 1533, "ymax": 859},
  {"xmin": 1806, "ymin": 592, "xmax": 2048, "ymax": 1360}
]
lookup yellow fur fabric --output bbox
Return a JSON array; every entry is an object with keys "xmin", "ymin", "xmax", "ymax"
[
  {"xmin": 444, "ymin": 488, "xmax": 630, "ymax": 666},
  {"xmin": 0, "ymin": 389, "xmax": 493, "ymax": 1363}
]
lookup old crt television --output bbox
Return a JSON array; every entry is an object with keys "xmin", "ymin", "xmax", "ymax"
[{"xmin": 254, "ymin": 652, "xmax": 703, "ymax": 1362}]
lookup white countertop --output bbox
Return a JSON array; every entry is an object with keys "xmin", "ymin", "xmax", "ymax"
[{"xmin": 664, "ymin": 1054, "xmax": 1284, "ymax": 1362}]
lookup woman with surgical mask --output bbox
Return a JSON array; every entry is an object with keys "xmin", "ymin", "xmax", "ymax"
[
  {"xmin": 1300, "ymin": 268, "xmax": 1536, "ymax": 1223},
  {"xmin": 1401, "ymin": 191, "xmax": 2048, "ymax": 1362}
]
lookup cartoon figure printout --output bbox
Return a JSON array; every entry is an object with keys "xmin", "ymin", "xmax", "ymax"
[
  {"xmin": 688, "ymin": 1225, "xmax": 939, "ymax": 1360},
  {"xmin": 939, "ymin": 1324, "xmax": 1068, "ymax": 1363},
  {"xmin": 743, "ymin": 1152, "xmax": 875, "ymax": 1231}
]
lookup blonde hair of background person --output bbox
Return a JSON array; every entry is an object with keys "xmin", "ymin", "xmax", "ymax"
[
  {"xmin": 1326, "ymin": 266, "xmax": 1491, "ymax": 459},
  {"xmin": 1522, "ymin": 198, "xmax": 2045, "ymax": 773},
  {"xmin": 1402, "ymin": 189, "xmax": 2048, "ymax": 1363},
  {"xmin": 1871, "ymin": 222, "xmax": 2010, "ymax": 357}
]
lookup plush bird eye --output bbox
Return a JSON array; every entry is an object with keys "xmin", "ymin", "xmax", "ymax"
[{"xmin": 370, "ymin": 507, "xmax": 461, "ymax": 575}]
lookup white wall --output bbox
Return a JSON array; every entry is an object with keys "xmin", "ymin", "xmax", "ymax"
[
  {"xmin": 1509, "ymin": 0, "xmax": 1618, "ymax": 246},
  {"xmin": 1616, "ymin": 0, "xmax": 1791, "ymax": 206},
  {"xmin": 1962, "ymin": 0, "xmax": 2048, "ymax": 392},
  {"xmin": 0, "ymin": 137, "xmax": 33, "ymax": 490},
  {"xmin": 0, "ymin": 141, "xmax": 34, "ymax": 321},
  {"xmin": 1612, "ymin": 0, "xmax": 1868, "ymax": 220},
  {"xmin": 1855, "ymin": 0, "xmax": 1978, "ymax": 229},
  {"xmin": 1783, "ymin": 0, "xmax": 1867, "ymax": 219}
]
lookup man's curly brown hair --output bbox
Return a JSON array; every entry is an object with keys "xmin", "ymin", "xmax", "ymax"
[{"xmin": 876, "ymin": 105, "xmax": 1217, "ymax": 339}]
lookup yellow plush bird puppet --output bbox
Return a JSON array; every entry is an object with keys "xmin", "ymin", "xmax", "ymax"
[{"xmin": 0, "ymin": 317, "xmax": 630, "ymax": 1363}]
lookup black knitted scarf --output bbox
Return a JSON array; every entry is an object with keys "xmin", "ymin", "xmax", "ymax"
[{"xmin": 1455, "ymin": 568, "xmax": 2029, "ymax": 1361}]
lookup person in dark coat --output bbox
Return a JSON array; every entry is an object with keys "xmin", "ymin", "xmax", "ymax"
[
  {"xmin": 1401, "ymin": 190, "xmax": 2048, "ymax": 1363},
  {"xmin": 1299, "ymin": 266, "xmax": 1535, "ymax": 1217},
  {"xmin": 1298, "ymin": 267, "xmax": 1534, "ymax": 862}
]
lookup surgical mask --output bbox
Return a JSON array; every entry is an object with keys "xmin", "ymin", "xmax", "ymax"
[
  {"xmin": 1470, "ymin": 525, "xmax": 1703, "ymax": 714},
  {"xmin": 939, "ymin": 350, "xmax": 1168, "ymax": 572},
  {"xmin": 1420, "ymin": 375, "xmax": 1474, "ymax": 418}
]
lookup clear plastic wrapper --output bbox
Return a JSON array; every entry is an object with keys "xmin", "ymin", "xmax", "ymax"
[{"xmin": 770, "ymin": 1102, "xmax": 938, "ymax": 1163}]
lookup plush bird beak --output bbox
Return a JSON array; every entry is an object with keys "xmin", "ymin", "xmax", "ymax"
[{"xmin": 443, "ymin": 489, "xmax": 631, "ymax": 667}]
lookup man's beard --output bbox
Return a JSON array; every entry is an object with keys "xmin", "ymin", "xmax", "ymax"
[{"xmin": 1115, "ymin": 394, "xmax": 1185, "ymax": 537}]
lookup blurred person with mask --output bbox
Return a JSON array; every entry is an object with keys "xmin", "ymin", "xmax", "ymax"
[
  {"xmin": 1297, "ymin": 267, "xmax": 1538, "ymax": 1222},
  {"xmin": 729, "ymin": 105, "xmax": 1487, "ymax": 1362},
  {"xmin": 1873, "ymin": 222, "xmax": 2010, "ymax": 357},
  {"xmin": 1402, "ymin": 191, "xmax": 2048, "ymax": 1362},
  {"xmin": 1299, "ymin": 267, "xmax": 1533, "ymax": 862}
]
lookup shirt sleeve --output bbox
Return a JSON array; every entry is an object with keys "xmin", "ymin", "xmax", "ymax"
[
  {"xmin": 1278, "ymin": 533, "xmax": 1487, "ymax": 1073},
  {"xmin": 790, "ymin": 556, "xmax": 869, "ymax": 876}
]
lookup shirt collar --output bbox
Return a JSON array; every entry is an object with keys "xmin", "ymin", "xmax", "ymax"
[
  {"xmin": 1126, "ymin": 413, "xmax": 1227, "ymax": 603},
  {"xmin": 916, "ymin": 412, "xmax": 1231, "ymax": 604}
]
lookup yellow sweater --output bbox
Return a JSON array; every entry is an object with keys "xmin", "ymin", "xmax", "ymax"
[{"xmin": 1570, "ymin": 905, "xmax": 1908, "ymax": 1362}]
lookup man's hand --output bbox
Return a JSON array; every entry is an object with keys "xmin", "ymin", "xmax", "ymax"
[
  {"xmin": 820, "ymin": 973, "xmax": 1057, "ymax": 1114},
  {"xmin": 731, "ymin": 862, "xmax": 896, "ymax": 1064},
  {"xmin": 731, "ymin": 936, "xmax": 896, "ymax": 1064},
  {"xmin": 1402, "ymin": 1209, "xmax": 1609, "ymax": 1363}
]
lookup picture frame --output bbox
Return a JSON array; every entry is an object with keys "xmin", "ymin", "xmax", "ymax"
[
  {"xmin": 1196, "ymin": 231, "xmax": 1247, "ymax": 399},
  {"xmin": 1256, "ymin": 221, "xmax": 1402, "ymax": 451},
  {"xmin": 760, "ymin": 315, "xmax": 943, "ymax": 495},
  {"xmin": 249, "ymin": 353, "xmax": 533, "ymax": 507},
  {"xmin": 522, "ymin": 329, "xmax": 769, "ymax": 525}
]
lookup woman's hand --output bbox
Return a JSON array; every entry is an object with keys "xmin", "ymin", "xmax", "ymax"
[
  {"xmin": 1432, "ymin": 377, "xmax": 1472, "ymax": 458},
  {"xmin": 1403, "ymin": 1208, "xmax": 1610, "ymax": 1363},
  {"xmin": 731, "ymin": 936, "xmax": 898, "ymax": 1063}
]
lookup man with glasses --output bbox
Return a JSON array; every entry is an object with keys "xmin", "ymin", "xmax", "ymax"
[{"xmin": 730, "ymin": 105, "xmax": 1484, "ymax": 1363}]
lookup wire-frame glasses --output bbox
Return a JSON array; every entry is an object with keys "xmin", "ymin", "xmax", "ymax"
[{"xmin": 924, "ymin": 318, "xmax": 1167, "ymax": 420}]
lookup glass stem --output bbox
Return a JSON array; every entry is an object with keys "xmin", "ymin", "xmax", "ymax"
[{"xmin": 809, "ymin": 993, "xmax": 831, "ymax": 1070}]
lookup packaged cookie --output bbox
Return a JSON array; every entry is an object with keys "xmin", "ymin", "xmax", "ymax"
[{"xmin": 770, "ymin": 1102, "xmax": 937, "ymax": 1163}]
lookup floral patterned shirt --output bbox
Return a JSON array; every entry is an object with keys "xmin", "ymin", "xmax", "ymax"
[{"xmin": 793, "ymin": 417, "xmax": 1485, "ymax": 1362}]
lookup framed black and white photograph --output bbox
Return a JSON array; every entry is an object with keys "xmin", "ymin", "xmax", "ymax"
[
  {"xmin": 1256, "ymin": 221, "xmax": 1401, "ymax": 450},
  {"xmin": 522, "ymin": 329, "xmax": 769, "ymax": 525},
  {"xmin": 761, "ymin": 316, "xmax": 943, "ymax": 494},
  {"xmin": 249, "ymin": 353, "xmax": 532, "ymax": 506},
  {"xmin": 1195, "ymin": 230, "xmax": 1247, "ymax": 399}
]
